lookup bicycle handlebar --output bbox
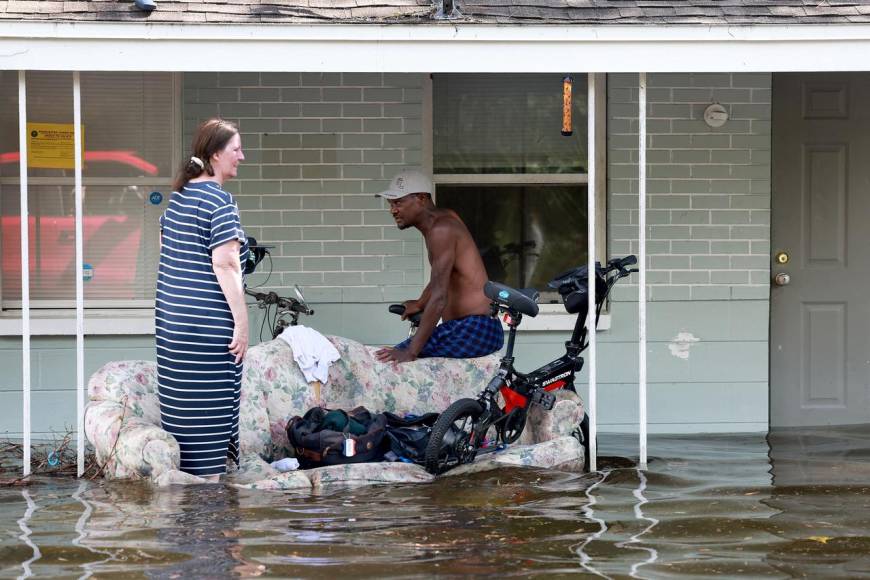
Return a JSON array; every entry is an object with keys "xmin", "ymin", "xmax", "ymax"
[
  {"xmin": 606, "ymin": 254, "xmax": 638, "ymax": 278},
  {"xmin": 245, "ymin": 288, "xmax": 314, "ymax": 316},
  {"xmin": 388, "ymin": 304, "xmax": 423, "ymax": 326}
]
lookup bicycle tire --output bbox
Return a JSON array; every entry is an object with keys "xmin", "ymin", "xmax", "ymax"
[
  {"xmin": 579, "ymin": 412, "xmax": 593, "ymax": 471},
  {"xmin": 424, "ymin": 398, "xmax": 483, "ymax": 475},
  {"xmin": 501, "ymin": 407, "xmax": 527, "ymax": 444}
]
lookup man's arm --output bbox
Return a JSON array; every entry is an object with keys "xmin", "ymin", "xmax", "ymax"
[
  {"xmin": 403, "ymin": 282, "xmax": 432, "ymax": 319},
  {"xmin": 377, "ymin": 224, "xmax": 455, "ymax": 363}
]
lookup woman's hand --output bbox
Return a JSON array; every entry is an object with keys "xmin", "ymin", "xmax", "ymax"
[{"xmin": 229, "ymin": 321, "xmax": 249, "ymax": 364}]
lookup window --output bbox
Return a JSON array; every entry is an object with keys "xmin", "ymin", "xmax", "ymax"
[
  {"xmin": 0, "ymin": 71, "xmax": 178, "ymax": 309},
  {"xmin": 432, "ymin": 74, "xmax": 605, "ymax": 297}
]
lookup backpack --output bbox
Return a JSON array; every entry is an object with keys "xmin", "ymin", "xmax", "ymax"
[
  {"xmin": 383, "ymin": 412, "xmax": 440, "ymax": 464},
  {"xmin": 286, "ymin": 406, "xmax": 387, "ymax": 468}
]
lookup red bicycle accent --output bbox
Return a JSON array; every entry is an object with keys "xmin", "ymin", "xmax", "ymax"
[{"xmin": 500, "ymin": 386, "xmax": 527, "ymax": 414}]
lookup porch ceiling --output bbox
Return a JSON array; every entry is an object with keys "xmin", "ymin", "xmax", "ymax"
[{"xmin": 3, "ymin": 0, "xmax": 870, "ymax": 25}]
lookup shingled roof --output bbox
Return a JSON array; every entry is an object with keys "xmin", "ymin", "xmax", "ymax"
[{"xmin": 3, "ymin": 0, "xmax": 870, "ymax": 24}]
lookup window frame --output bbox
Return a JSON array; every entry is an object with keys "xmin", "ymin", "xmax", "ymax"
[
  {"xmin": 0, "ymin": 72, "xmax": 182, "ymax": 335},
  {"xmin": 427, "ymin": 73, "xmax": 608, "ymax": 331}
]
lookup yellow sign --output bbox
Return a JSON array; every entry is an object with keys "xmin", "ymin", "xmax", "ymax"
[{"xmin": 27, "ymin": 123, "xmax": 85, "ymax": 169}]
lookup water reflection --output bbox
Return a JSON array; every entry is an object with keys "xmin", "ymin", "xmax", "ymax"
[
  {"xmin": 1, "ymin": 428, "xmax": 870, "ymax": 577},
  {"xmin": 16, "ymin": 489, "xmax": 40, "ymax": 580},
  {"xmin": 72, "ymin": 481, "xmax": 115, "ymax": 580},
  {"xmin": 575, "ymin": 470, "xmax": 610, "ymax": 578},
  {"xmin": 147, "ymin": 484, "xmax": 263, "ymax": 579},
  {"xmin": 626, "ymin": 470, "xmax": 659, "ymax": 578}
]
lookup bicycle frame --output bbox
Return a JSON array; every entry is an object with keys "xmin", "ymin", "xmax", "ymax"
[{"xmin": 479, "ymin": 257, "xmax": 636, "ymax": 441}]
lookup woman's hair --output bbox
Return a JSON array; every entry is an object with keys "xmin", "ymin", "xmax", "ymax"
[{"xmin": 172, "ymin": 118, "xmax": 239, "ymax": 192}]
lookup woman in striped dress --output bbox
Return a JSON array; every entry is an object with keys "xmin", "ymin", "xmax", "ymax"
[{"xmin": 156, "ymin": 119, "xmax": 249, "ymax": 481}]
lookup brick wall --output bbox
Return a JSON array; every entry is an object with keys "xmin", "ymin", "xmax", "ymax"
[
  {"xmin": 183, "ymin": 72, "xmax": 426, "ymax": 304},
  {"xmin": 607, "ymin": 73, "xmax": 772, "ymax": 302}
]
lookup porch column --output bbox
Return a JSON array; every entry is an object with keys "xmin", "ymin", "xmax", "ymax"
[
  {"xmin": 638, "ymin": 72, "xmax": 648, "ymax": 470},
  {"xmin": 587, "ymin": 74, "xmax": 598, "ymax": 472},
  {"xmin": 73, "ymin": 72, "xmax": 85, "ymax": 477},
  {"xmin": 18, "ymin": 71, "xmax": 31, "ymax": 477}
]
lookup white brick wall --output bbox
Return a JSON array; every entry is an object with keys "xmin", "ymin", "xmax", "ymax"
[
  {"xmin": 608, "ymin": 73, "xmax": 771, "ymax": 302},
  {"xmin": 183, "ymin": 72, "xmax": 426, "ymax": 303},
  {"xmin": 183, "ymin": 71, "xmax": 772, "ymax": 304}
]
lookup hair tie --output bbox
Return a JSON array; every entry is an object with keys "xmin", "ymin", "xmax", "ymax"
[{"xmin": 190, "ymin": 156, "xmax": 204, "ymax": 170}]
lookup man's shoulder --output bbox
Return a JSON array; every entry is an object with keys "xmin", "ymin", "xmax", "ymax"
[{"xmin": 432, "ymin": 208, "xmax": 467, "ymax": 231}]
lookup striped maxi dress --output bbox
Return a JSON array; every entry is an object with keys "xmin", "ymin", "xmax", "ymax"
[{"xmin": 156, "ymin": 181, "xmax": 249, "ymax": 477}]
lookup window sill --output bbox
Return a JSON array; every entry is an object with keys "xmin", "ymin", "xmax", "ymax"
[
  {"xmin": 0, "ymin": 310, "xmax": 154, "ymax": 336},
  {"xmin": 514, "ymin": 304, "xmax": 611, "ymax": 332},
  {"xmin": 0, "ymin": 305, "xmax": 612, "ymax": 336}
]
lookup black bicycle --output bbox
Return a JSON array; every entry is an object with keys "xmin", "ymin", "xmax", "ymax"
[
  {"xmin": 244, "ymin": 238, "xmax": 315, "ymax": 340},
  {"xmin": 387, "ymin": 303, "xmax": 424, "ymax": 339},
  {"xmin": 246, "ymin": 285, "xmax": 314, "ymax": 340},
  {"xmin": 422, "ymin": 255, "xmax": 638, "ymax": 475}
]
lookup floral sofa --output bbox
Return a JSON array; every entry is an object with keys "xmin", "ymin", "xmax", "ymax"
[{"xmin": 85, "ymin": 336, "xmax": 587, "ymax": 489}]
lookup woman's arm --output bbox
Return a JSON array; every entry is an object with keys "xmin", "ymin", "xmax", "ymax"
[{"xmin": 212, "ymin": 240, "xmax": 249, "ymax": 363}]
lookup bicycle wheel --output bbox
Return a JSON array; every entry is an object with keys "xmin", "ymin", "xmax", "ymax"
[
  {"xmin": 424, "ymin": 398, "xmax": 483, "ymax": 475},
  {"xmin": 579, "ymin": 412, "xmax": 592, "ymax": 471},
  {"xmin": 500, "ymin": 407, "xmax": 527, "ymax": 444}
]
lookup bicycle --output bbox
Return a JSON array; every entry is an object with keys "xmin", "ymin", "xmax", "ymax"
[
  {"xmin": 387, "ymin": 303, "xmax": 424, "ymax": 339},
  {"xmin": 422, "ymin": 255, "xmax": 638, "ymax": 475},
  {"xmin": 243, "ymin": 238, "xmax": 315, "ymax": 340},
  {"xmin": 246, "ymin": 285, "xmax": 315, "ymax": 340}
]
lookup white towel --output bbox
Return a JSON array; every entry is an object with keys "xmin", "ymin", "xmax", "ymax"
[{"xmin": 278, "ymin": 325, "xmax": 341, "ymax": 384}]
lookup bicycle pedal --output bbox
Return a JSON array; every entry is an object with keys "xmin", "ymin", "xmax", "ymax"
[{"xmin": 531, "ymin": 390, "xmax": 556, "ymax": 410}]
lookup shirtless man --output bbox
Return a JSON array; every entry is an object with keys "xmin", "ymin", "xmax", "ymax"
[{"xmin": 374, "ymin": 169, "xmax": 503, "ymax": 364}]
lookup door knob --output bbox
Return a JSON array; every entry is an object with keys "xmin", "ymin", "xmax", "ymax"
[{"xmin": 773, "ymin": 272, "xmax": 790, "ymax": 286}]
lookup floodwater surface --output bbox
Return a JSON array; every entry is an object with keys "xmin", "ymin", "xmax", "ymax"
[{"xmin": 2, "ymin": 428, "xmax": 870, "ymax": 578}]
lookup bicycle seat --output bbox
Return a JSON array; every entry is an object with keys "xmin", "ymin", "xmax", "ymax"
[{"xmin": 484, "ymin": 281, "xmax": 539, "ymax": 317}]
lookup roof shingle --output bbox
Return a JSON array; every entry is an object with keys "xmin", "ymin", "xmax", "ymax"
[{"xmin": 4, "ymin": 0, "xmax": 870, "ymax": 24}]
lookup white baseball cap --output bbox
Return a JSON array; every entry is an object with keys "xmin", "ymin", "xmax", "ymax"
[{"xmin": 376, "ymin": 168, "xmax": 433, "ymax": 200}]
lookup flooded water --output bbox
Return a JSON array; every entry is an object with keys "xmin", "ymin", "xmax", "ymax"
[{"xmin": 2, "ymin": 428, "xmax": 870, "ymax": 578}]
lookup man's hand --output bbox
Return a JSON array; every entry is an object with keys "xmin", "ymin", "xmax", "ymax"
[
  {"xmin": 401, "ymin": 299, "xmax": 422, "ymax": 321},
  {"xmin": 375, "ymin": 347, "xmax": 418, "ymax": 364}
]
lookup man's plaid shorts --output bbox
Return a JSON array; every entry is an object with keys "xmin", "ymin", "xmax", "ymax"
[{"xmin": 394, "ymin": 314, "xmax": 504, "ymax": 359}]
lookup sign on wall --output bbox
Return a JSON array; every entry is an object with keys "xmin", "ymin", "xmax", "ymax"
[{"xmin": 26, "ymin": 122, "xmax": 85, "ymax": 169}]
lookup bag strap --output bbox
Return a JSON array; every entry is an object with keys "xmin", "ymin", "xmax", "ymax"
[{"xmin": 298, "ymin": 443, "xmax": 340, "ymax": 463}]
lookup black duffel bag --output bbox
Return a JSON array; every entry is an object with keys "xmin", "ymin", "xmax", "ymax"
[
  {"xmin": 287, "ymin": 406, "xmax": 388, "ymax": 468},
  {"xmin": 383, "ymin": 412, "xmax": 440, "ymax": 464}
]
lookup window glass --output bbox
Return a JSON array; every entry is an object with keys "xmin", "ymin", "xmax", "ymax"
[
  {"xmin": 434, "ymin": 74, "xmax": 588, "ymax": 174},
  {"xmin": 437, "ymin": 185, "xmax": 588, "ymax": 293},
  {"xmin": 0, "ymin": 71, "xmax": 174, "ymax": 305},
  {"xmin": 1, "ymin": 183, "xmax": 162, "ymax": 301},
  {"xmin": 0, "ymin": 71, "xmax": 173, "ymax": 178}
]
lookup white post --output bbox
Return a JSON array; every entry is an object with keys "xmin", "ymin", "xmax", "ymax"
[
  {"xmin": 587, "ymin": 74, "xmax": 598, "ymax": 472},
  {"xmin": 18, "ymin": 71, "xmax": 31, "ymax": 478},
  {"xmin": 638, "ymin": 73, "xmax": 648, "ymax": 470},
  {"xmin": 73, "ymin": 72, "xmax": 85, "ymax": 477}
]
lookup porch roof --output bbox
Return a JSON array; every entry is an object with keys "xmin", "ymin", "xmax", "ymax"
[
  {"xmin": 4, "ymin": 2, "xmax": 870, "ymax": 72},
  {"xmin": 4, "ymin": 0, "xmax": 870, "ymax": 25}
]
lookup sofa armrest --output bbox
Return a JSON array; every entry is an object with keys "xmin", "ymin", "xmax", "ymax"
[
  {"xmin": 85, "ymin": 401, "xmax": 179, "ymax": 480},
  {"xmin": 519, "ymin": 390, "xmax": 586, "ymax": 445}
]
